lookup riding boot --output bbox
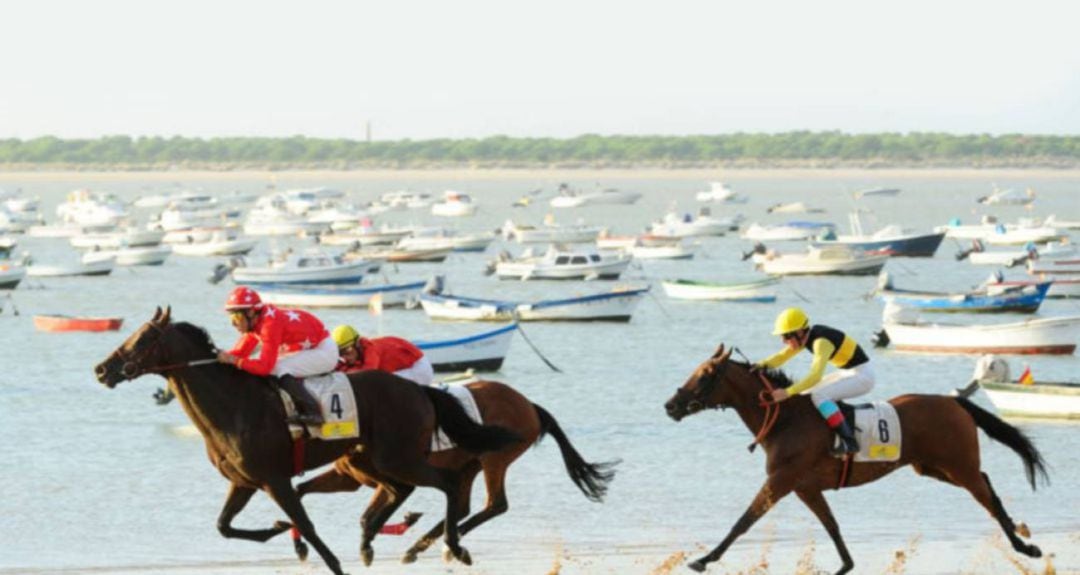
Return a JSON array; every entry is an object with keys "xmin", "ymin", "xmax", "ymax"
[
  {"xmin": 832, "ymin": 419, "xmax": 859, "ymax": 456},
  {"xmin": 277, "ymin": 374, "xmax": 324, "ymax": 425}
]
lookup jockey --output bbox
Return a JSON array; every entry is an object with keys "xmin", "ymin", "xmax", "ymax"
[
  {"xmin": 756, "ymin": 307, "xmax": 874, "ymax": 455},
  {"xmin": 331, "ymin": 324, "xmax": 435, "ymax": 386},
  {"xmin": 218, "ymin": 286, "xmax": 336, "ymax": 424}
]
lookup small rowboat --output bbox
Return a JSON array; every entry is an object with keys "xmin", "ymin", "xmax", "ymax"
[
  {"xmin": 878, "ymin": 280, "xmax": 1051, "ymax": 313},
  {"xmin": 415, "ymin": 323, "xmax": 517, "ymax": 372},
  {"xmin": 34, "ymin": 314, "xmax": 124, "ymax": 332},
  {"xmin": 879, "ymin": 312, "xmax": 1080, "ymax": 355},
  {"xmin": 661, "ymin": 277, "xmax": 778, "ymax": 302},
  {"xmin": 420, "ymin": 286, "xmax": 649, "ymax": 322},
  {"xmin": 258, "ymin": 279, "xmax": 430, "ymax": 308},
  {"xmin": 968, "ymin": 355, "xmax": 1080, "ymax": 419},
  {"xmin": 0, "ymin": 263, "xmax": 26, "ymax": 289}
]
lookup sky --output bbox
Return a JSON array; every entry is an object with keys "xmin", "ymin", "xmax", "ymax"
[{"xmin": 3, "ymin": 0, "xmax": 1079, "ymax": 140}]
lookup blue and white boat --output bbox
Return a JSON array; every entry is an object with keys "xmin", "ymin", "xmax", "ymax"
[
  {"xmin": 415, "ymin": 323, "xmax": 517, "ymax": 372},
  {"xmin": 420, "ymin": 286, "xmax": 649, "ymax": 322},
  {"xmin": 878, "ymin": 274, "xmax": 1052, "ymax": 313},
  {"xmin": 258, "ymin": 279, "xmax": 432, "ymax": 308}
]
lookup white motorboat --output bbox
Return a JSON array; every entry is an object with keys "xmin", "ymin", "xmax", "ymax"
[
  {"xmin": 878, "ymin": 306, "xmax": 1080, "ymax": 355},
  {"xmin": 244, "ymin": 196, "xmax": 330, "ymax": 236},
  {"xmin": 983, "ymin": 225, "xmax": 1067, "ymax": 246},
  {"xmin": 695, "ymin": 182, "xmax": 746, "ymax": 203},
  {"xmin": 502, "ymin": 218, "xmax": 603, "ymax": 244},
  {"xmin": 171, "ymin": 229, "xmax": 259, "ymax": 256},
  {"xmin": 971, "ymin": 355, "xmax": 1080, "ymax": 419},
  {"xmin": 379, "ymin": 191, "xmax": 434, "ymax": 210},
  {"xmin": 549, "ymin": 184, "xmax": 641, "ymax": 208},
  {"xmin": 741, "ymin": 221, "xmax": 835, "ymax": 242},
  {"xmin": 420, "ymin": 286, "xmax": 649, "ymax": 322},
  {"xmin": 28, "ymin": 253, "xmax": 115, "ymax": 277},
  {"xmin": 396, "ymin": 229, "xmax": 495, "ymax": 253},
  {"xmin": 966, "ymin": 240, "xmax": 1076, "ymax": 266},
  {"xmin": 755, "ymin": 246, "xmax": 888, "ymax": 276},
  {"xmin": 661, "ymin": 277, "xmax": 779, "ymax": 302},
  {"xmin": 258, "ymin": 278, "xmax": 430, "ymax": 308},
  {"xmin": 627, "ymin": 240, "xmax": 695, "ymax": 260},
  {"xmin": 766, "ymin": 202, "xmax": 824, "ymax": 214},
  {"xmin": 493, "ymin": 245, "xmax": 632, "ymax": 280},
  {"xmin": 70, "ymin": 228, "xmax": 165, "ymax": 250},
  {"xmin": 978, "ymin": 186, "xmax": 1035, "ymax": 205},
  {"xmin": 649, "ymin": 208, "xmax": 740, "ymax": 238},
  {"xmin": 55, "ymin": 189, "xmax": 129, "ymax": 227},
  {"xmin": 0, "ymin": 207, "xmax": 37, "ymax": 234},
  {"xmin": 431, "ymin": 191, "xmax": 477, "ymax": 217},
  {"xmin": 320, "ymin": 225, "xmax": 413, "ymax": 247},
  {"xmin": 232, "ymin": 250, "xmax": 378, "ymax": 285},
  {"xmin": 90, "ymin": 245, "xmax": 172, "ymax": 266}
]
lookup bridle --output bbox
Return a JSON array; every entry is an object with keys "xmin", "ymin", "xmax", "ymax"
[
  {"xmin": 112, "ymin": 321, "xmax": 217, "ymax": 379},
  {"xmin": 679, "ymin": 356, "xmax": 782, "ymax": 452}
]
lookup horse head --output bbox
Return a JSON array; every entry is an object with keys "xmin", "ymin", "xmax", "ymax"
[
  {"xmin": 95, "ymin": 306, "xmax": 174, "ymax": 388},
  {"xmin": 665, "ymin": 344, "xmax": 734, "ymax": 421}
]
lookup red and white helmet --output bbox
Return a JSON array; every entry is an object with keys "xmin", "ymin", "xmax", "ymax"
[{"xmin": 224, "ymin": 286, "xmax": 262, "ymax": 311}]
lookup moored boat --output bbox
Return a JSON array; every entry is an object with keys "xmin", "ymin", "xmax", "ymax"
[
  {"xmin": 877, "ymin": 307, "xmax": 1080, "ymax": 355},
  {"xmin": 0, "ymin": 263, "xmax": 26, "ymax": 289},
  {"xmin": 877, "ymin": 274, "xmax": 1051, "ymax": 313},
  {"xmin": 420, "ymin": 286, "xmax": 649, "ymax": 322},
  {"xmin": 969, "ymin": 355, "xmax": 1080, "ymax": 419},
  {"xmin": 34, "ymin": 314, "xmax": 124, "ymax": 332},
  {"xmin": 492, "ymin": 245, "xmax": 632, "ymax": 280},
  {"xmin": 661, "ymin": 277, "xmax": 778, "ymax": 302},
  {"xmin": 414, "ymin": 323, "xmax": 517, "ymax": 372},
  {"xmin": 232, "ymin": 250, "xmax": 378, "ymax": 285},
  {"xmin": 755, "ymin": 246, "xmax": 888, "ymax": 276},
  {"xmin": 258, "ymin": 279, "xmax": 431, "ymax": 308}
]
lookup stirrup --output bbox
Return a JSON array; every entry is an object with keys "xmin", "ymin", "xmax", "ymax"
[{"xmin": 287, "ymin": 413, "xmax": 323, "ymax": 426}]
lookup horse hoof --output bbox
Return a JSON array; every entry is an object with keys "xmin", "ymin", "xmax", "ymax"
[
  {"xmin": 456, "ymin": 547, "xmax": 473, "ymax": 566},
  {"xmin": 442, "ymin": 545, "xmax": 453, "ymax": 564},
  {"xmin": 294, "ymin": 540, "xmax": 309, "ymax": 562},
  {"xmin": 1025, "ymin": 544, "xmax": 1042, "ymax": 559},
  {"xmin": 688, "ymin": 559, "xmax": 707, "ymax": 573},
  {"xmin": 401, "ymin": 551, "xmax": 417, "ymax": 565},
  {"xmin": 360, "ymin": 545, "xmax": 374, "ymax": 566},
  {"xmin": 1015, "ymin": 522, "xmax": 1031, "ymax": 538}
]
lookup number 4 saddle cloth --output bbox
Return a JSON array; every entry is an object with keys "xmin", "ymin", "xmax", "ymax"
[
  {"xmin": 838, "ymin": 401, "xmax": 902, "ymax": 463},
  {"xmin": 281, "ymin": 372, "xmax": 360, "ymax": 440}
]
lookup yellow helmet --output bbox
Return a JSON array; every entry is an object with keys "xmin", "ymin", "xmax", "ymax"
[
  {"xmin": 331, "ymin": 325, "xmax": 360, "ymax": 350},
  {"xmin": 773, "ymin": 308, "xmax": 809, "ymax": 335}
]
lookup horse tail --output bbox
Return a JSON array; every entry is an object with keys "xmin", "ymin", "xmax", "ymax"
[
  {"xmin": 533, "ymin": 403, "xmax": 618, "ymax": 502},
  {"xmin": 954, "ymin": 397, "xmax": 1049, "ymax": 490},
  {"xmin": 422, "ymin": 386, "xmax": 520, "ymax": 453}
]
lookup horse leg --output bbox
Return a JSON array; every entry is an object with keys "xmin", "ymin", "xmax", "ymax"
[
  {"xmin": 264, "ymin": 477, "xmax": 345, "ymax": 575},
  {"xmin": 289, "ymin": 467, "xmax": 367, "ymax": 562},
  {"xmin": 968, "ymin": 471, "xmax": 1041, "ymax": 558},
  {"xmin": 403, "ymin": 461, "xmax": 481, "ymax": 564},
  {"xmin": 795, "ymin": 489, "xmax": 854, "ymax": 575},
  {"xmin": 359, "ymin": 482, "xmax": 415, "ymax": 566},
  {"xmin": 216, "ymin": 482, "xmax": 292, "ymax": 542},
  {"xmin": 687, "ymin": 477, "xmax": 793, "ymax": 573},
  {"xmin": 374, "ymin": 454, "xmax": 470, "ymax": 565}
]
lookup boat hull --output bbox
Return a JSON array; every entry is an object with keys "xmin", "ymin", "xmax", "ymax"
[
  {"xmin": 421, "ymin": 288, "xmax": 647, "ymax": 322},
  {"xmin": 259, "ymin": 281, "xmax": 427, "ymax": 308},
  {"xmin": 34, "ymin": 315, "xmax": 123, "ymax": 332},
  {"xmin": 812, "ymin": 232, "xmax": 945, "ymax": 258},
  {"xmin": 883, "ymin": 316, "xmax": 1080, "ymax": 355},
  {"xmin": 662, "ymin": 278, "xmax": 778, "ymax": 301},
  {"xmin": 879, "ymin": 282, "xmax": 1050, "ymax": 313},
  {"xmin": 979, "ymin": 380, "xmax": 1080, "ymax": 419},
  {"xmin": 415, "ymin": 324, "xmax": 516, "ymax": 372}
]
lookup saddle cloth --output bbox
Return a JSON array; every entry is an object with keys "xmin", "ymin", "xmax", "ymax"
[
  {"xmin": 839, "ymin": 401, "xmax": 902, "ymax": 463},
  {"xmin": 280, "ymin": 372, "xmax": 360, "ymax": 440},
  {"xmin": 430, "ymin": 382, "xmax": 482, "ymax": 452}
]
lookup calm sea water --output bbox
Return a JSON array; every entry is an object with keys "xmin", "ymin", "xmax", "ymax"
[{"xmin": 1, "ymin": 172, "xmax": 1078, "ymax": 575}]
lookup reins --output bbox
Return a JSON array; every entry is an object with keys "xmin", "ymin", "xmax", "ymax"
[
  {"xmin": 115, "ymin": 321, "xmax": 218, "ymax": 377},
  {"xmin": 748, "ymin": 370, "xmax": 781, "ymax": 453}
]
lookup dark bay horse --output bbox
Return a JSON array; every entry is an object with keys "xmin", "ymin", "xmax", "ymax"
[
  {"xmin": 294, "ymin": 379, "xmax": 618, "ymax": 565},
  {"xmin": 664, "ymin": 344, "xmax": 1048, "ymax": 575},
  {"xmin": 93, "ymin": 307, "xmax": 520, "ymax": 574}
]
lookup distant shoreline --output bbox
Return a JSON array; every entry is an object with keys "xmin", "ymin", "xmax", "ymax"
[{"xmin": 3, "ymin": 167, "xmax": 1080, "ymax": 183}]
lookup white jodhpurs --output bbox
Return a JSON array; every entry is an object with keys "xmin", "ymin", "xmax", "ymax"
[
  {"xmin": 271, "ymin": 337, "xmax": 339, "ymax": 378},
  {"xmin": 809, "ymin": 362, "xmax": 875, "ymax": 408},
  {"xmin": 393, "ymin": 355, "xmax": 435, "ymax": 386}
]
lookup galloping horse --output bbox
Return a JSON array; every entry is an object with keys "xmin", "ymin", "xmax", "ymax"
[
  {"xmin": 94, "ymin": 307, "xmax": 520, "ymax": 574},
  {"xmin": 664, "ymin": 345, "xmax": 1048, "ymax": 575},
  {"xmin": 294, "ymin": 379, "xmax": 618, "ymax": 565}
]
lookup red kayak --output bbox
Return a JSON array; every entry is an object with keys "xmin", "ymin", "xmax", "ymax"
[{"xmin": 34, "ymin": 315, "xmax": 124, "ymax": 332}]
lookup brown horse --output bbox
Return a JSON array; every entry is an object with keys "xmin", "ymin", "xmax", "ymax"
[
  {"xmin": 294, "ymin": 379, "xmax": 618, "ymax": 565},
  {"xmin": 664, "ymin": 344, "xmax": 1048, "ymax": 575},
  {"xmin": 93, "ymin": 307, "xmax": 520, "ymax": 574}
]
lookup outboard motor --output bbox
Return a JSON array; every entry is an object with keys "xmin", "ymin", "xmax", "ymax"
[
  {"xmin": 422, "ymin": 274, "xmax": 446, "ymax": 295},
  {"xmin": 972, "ymin": 354, "xmax": 1010, "ymax": 383},
  {"xmin": 741, "ymin": 242, "xmax": 767, "ymax": 261}
]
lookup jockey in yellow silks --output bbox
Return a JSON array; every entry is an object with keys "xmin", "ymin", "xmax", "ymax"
[{"xmin": 757, "ymin": 308, "xmax": 874, "ymax": 455}]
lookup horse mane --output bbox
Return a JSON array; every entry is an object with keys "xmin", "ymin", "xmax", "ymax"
[
  {"xmin": 172, "ymin": 321, "xmax": 219, "ymax": 354},
  {"xmin": 728, "ymin": 358, "xmax": 794, "ymax": 389}
]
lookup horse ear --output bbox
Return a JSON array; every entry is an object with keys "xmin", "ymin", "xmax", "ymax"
[
  {"xmin": 161, "ymin": 306, "xmax": 172, "ymax": 325},
  {"xmin": 152, "ymin": 307, "xmax": 162, "ymax": 322},
  {"xmin": 712, "ymin": 344, "xmax": 726, "ymax": 359}
]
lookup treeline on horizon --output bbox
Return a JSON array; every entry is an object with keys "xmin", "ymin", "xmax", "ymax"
[{"xmin": 1, "ymin": 132, "xmax": 1079, "ymax": 168}]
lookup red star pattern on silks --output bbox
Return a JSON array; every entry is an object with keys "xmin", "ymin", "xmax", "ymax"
[
  {"xmin": 300, "ymin": 338, "xmax": 312, "ymax": 350},
  {"xmin": 264, "ymin": 307, "xmax": 276, "ymax": 318},
  {"xmin": 285, "ymin": 310, "xmax": 301, "ymax": 322}
]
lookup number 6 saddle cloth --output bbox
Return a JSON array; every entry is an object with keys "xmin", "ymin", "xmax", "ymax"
[
  {"xmin": 280, "ymin": 372, "xmax": 360, "ymax": 440},
  {"xmin": 839, "ymin": 401, "xmax": 902, "ymax": 463}
]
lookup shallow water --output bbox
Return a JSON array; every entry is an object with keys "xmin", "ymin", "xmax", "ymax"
[{"xmin": 1, "ymin": 172, "xmax": 1078, "ymax": 574}]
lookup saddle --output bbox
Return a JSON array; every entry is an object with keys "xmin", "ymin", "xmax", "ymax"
[
  {"xmin": 836, "ymin": 401, "xmax": 902, "ymax": 462},
  {"xmin": 277, "ymin": 372, "xmax": 360, "ymax": 440}
]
